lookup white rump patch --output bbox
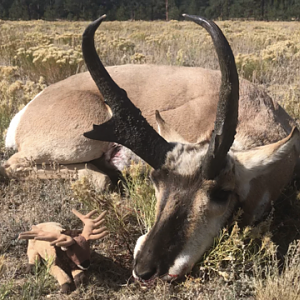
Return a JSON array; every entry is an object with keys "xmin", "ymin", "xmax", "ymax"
[{"xmin": 5, "ymin": 91, "xmax": 43, "ymax": 150}]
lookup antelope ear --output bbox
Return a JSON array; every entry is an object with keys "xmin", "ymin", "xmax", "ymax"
[
  {"xmin": 155, "ymin": 110, "xmax": 188, "ymax": 143},
  {"xmin": 234, "ymin": 127, "xmax": 300, "ymax": 181},
  {"xmin": 232, "ymin": 127, "xmax": 300, "ymax": 224}
]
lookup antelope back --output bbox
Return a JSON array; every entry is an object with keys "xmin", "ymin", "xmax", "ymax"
[{"xmin": 9, "ymin": 67, "xmax": 295, "ymax": 166}]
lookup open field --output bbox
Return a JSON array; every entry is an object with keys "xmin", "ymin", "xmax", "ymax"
[{"xmin": 1, "ymin": 19, "xmax": 300, "ymax": 299}]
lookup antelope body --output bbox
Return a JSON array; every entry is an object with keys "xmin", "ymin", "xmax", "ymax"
[
  {"xmin": 18, "ymin": 209, "xmax": 108, "ymax": 294},
  {"xmin": 5, "ymin": 14, "xmax": 300, "ymax": 282},
  {"xmin": 3, "ymin": 59, "xmax": 294, "ymax": 188}
]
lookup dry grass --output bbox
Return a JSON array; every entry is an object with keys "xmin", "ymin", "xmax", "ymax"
[
  {"xmin": 1, "ymin": 19, "xmax": 300, "ymax": 299},
  {"xmin": 1, "ymin": 174, "xmax": 300, "ymax": 299},
  {"xmin": 254, "ymin": 240, "xmax": 300, "ymax": 300}
]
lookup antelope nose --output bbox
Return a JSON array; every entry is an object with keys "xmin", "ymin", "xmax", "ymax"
[{"xmin": 135, "ymin": 266, "xmax": 157, "ymax": 281}]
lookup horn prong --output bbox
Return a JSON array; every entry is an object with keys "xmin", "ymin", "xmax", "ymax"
[{"xmin": 82, "ymin": 16, "xmax": 174, "ymax": 170}]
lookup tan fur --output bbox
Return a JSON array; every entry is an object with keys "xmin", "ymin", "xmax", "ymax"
[
  {"xmin": 233, "ymin": 127, "xmax": 300, "ymax": 224},
  {"xmin": 155, "ymin": 110, "xmax": 189, "ymax": 143},
  {"xmin": 28, "ymin": 234, "xmax": 73, "ymax": 286},
  {"xmin": 26, "ymin": 223, "xmax": 76, "ymax": 286},
  {"xmin": 4, "ymin": 65, "xmax": 296, "ymax": 189},
  {"xmin": 24, "ymin": 222, "xmax": 83, "ymax": 291},
  {"xmin": 21, "ymin": 209, "xmax": 107, "ymax": 292}
]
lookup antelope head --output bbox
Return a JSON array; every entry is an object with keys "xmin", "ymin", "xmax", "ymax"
[
  {"xmin": 82, "ymin": 15, "xmax": 300, "ymax": 281},
  {"xmin": 18, "ymin": 209, "xmax": 108, "ymax": 270}
]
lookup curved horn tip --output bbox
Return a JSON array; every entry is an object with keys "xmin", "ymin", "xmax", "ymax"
[
  {"xmin": 183, "ymin": 14, "xmax": 204, "ymax": 21},
  {"xmin": 83, "ymin": 14, "xmax": 107, "ymax": 37},
  {"xmin": 182, "ymin": 13, "xmax": 197, "ymax": 19}
]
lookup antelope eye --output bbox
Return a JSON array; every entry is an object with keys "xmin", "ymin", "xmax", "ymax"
[{"xmin": 210, "ymin": 188, "xmax": 231, "ymax": 204}]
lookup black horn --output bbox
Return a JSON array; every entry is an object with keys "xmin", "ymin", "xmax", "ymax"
[
  {"xmin": 82, "ymin": 15, "xmax": 174, "ymax": 170},
  {"xmin": 183, "ymin": 14, "xmax": 239, "ymax": 180}
]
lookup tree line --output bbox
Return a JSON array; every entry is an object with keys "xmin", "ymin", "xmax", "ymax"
[{"xmin": 1, "ymin": 0, "xmax": 300, "ymax": 21}]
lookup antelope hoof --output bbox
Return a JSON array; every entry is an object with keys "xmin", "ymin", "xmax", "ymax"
[
  {"xmin": 74, "ymin": 272, "xmax": 87, "ymax": 288},
  {"xmin": 61, "ymin": 283, "xmax": 72, "ymax": 294}
]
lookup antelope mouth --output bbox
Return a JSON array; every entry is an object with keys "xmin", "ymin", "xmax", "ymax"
[
  {"xmin": 132, "ymin": 269, "xmax": 159, "ymax": 285},
  {"xmin": 132, "ymin": 269, "xmax": 180, "ymax": 284},
  {"xmin": 133, "ymin": 254, "xmax": 194, "ymax": 282},
  {"xmin": 133, "ymin": 268, "xmax": 191, "ymax": 283}
]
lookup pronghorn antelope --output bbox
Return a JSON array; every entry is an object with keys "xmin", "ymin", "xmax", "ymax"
[
  {"xmin": 3, "ymin": 21, "xmax": 297, "ymax": 191},
  {"xmin": 3, "ymin": 14, "xmax": 300, "ymax": 281},
  {"xmin": 80, "ymin": 15, "xmax": 300, "ymax": 281},
  {"xmin": 18, "ymin": 209, "xmax": 108, "ymax": 294}
]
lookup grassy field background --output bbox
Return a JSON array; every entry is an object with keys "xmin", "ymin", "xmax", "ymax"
[{"xmin": 1, "ymin": 19, "xmax": 300, "ymax": 299}]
